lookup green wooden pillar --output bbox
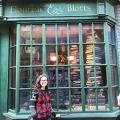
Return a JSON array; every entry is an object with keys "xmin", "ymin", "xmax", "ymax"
[{"xmin": 0, "ymin": 26, "xmax": 9, "ymax": 120}]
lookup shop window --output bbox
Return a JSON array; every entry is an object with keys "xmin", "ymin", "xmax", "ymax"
[{"xmin": 9, "ymin": 23, "xmax": 118, "ymax": 113}]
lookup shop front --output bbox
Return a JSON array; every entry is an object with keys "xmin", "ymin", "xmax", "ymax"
[{"xmin": 0, "ymin": 0, "xmax": 120, "ymax": 120}]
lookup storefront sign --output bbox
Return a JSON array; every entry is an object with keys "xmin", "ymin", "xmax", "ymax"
[{"xmin": 4, "ymin": 2, "xmax": 97, "ymax": 18}]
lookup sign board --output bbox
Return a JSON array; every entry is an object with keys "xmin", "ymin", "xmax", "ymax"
[{"xmin": 4, "ymin": 2, "xmax": 97, "ymax": 18}]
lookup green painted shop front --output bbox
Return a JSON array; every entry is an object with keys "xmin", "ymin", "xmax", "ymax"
[{"xmin": 0, "ymin": 0, "xmax": 120, "ymax": 120}]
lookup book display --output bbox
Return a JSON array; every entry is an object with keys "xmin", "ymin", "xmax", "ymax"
[
  {"xmin": 71, "ymin": 89, "xmax": 82, "ymax": 111},
  {"xmin": 85, "ymin": 31, "xmax": 106, "ymax": 110},
  {"xmin": 70, "ymin": 45, "xmax": 81, "ymax": 87}
]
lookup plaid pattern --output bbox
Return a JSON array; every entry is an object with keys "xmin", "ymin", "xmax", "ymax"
[{"xmin": 30, "ymin": 88, "xmax": 51, "ymax": 119}]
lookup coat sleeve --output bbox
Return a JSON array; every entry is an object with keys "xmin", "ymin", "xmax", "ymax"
[{"xmin": 29, "ymin": 89, "xmax": 38, "ymax": 116}]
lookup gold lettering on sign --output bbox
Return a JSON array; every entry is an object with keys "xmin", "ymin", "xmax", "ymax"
[
  {"xmin": 67, "ymin": 4, "xmax": 91, "ymax": 12},
  {"xmin": 11, "ymin": 6, "xmax": 42, "ymax": 14}
]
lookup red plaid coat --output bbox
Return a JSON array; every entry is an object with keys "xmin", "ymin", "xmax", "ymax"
[{"xmin": 30, "ymin": 88, "xmax": 51, "ymax": 119}]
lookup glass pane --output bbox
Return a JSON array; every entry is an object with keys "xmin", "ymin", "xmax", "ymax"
[
  {"xmin": 32, "ymin": 46, "xmax": 42, "ymax": 65},
  {"xmin": 95, "ymin": 45, "xmax": 105, "ymax": 64},
  {"xmin": 9, "ymin": 89, "xmax": 15, "ymax": 110},
  {"xmin": 112, "ymin": 88, "xmax": 118, "ymax": 109},
  {"xmin": 10, "ymin": 47, "xmax": 16, "ymax": 66},
  {"xmin": 69, "ymin": 25, "xmax": 79, "ymax": 43},
  {"xmin": 59, "ymin": 89, "xmax": 69, "ymax": 111},
  {"xmin": 58, "ymin": 25, "xmax": 67, "ymax": 43},
  {"xmin": 109, "ymin": 45, "xmax": 116, "ymax": 64},
  {"xmin": 111, "ymin": 66, "xmax": 117, "ymax": 85},
  {"xmin": 32, "ymin": 25, "xmax": 42, "ymax": 44},
  {"xmin": 10, "ymin": 27, "xmax": 16, "ymax": 46},
  {"xmin": 46, "ymin": 67, "xmax": 56, "ymax": 87},
  {"xmin": 32, "ymin": 67, "xmax": 42, "ymax": 87},
  {"xmin": 71, "ymin": 88, "xmax": 82, "ymax": 111},
  {"xmin": 19, "ymin": 90, "xmax": 30, "ymax": 112},
  {"xmin": 50, "ymin": 89, "xmax": 57, "ymax": 110},
  {"xmin": 108, "ymin": 25, "xmax": 114, "ymax": 44},
  {"xmin": 83, "ymin": 44, "xmax": 94, "ymax": 64},
  {"xmin": 21, "ymin": 25, "xmax": 30, "ymax": 44},
  {"xmin": 58, "ymin": 45, "xmax": 68, "ymax": 65},
  {"xmin": 58, "ymin": 67, "xmax": 68, "ymax": 87},
  {"xmin": 20, "ymin": 46, "xmax": 30, "ymax": 65},
  {"xmin": 82, "ymin": 24, "xmax": 92, "ymax": 43},
  {"xmin": 70, "ymin": 66, "xmax": 81, "ymax": 87},
  {"xmin": 86, "ymin": 88, "xmax": 96, "ymax": 111},
  {"xmin": 94, "ymin": 24, "xmax": 104, "ymax": 42},
  {"xmin": 97, "ymin": 88, "xmax": 107, "ymax": 110},
  {"xmin": 46, "ymin": 45, "xmax": 56, "ymax": 65},
  {"xmin": 46, "ymin": 25, "xmax": 55, "ymax": 44},
  {"xmin": 9, "ymin": 68, "xmax": 16, "ymax": 88},
  {"xmin": 20, "ymin": 67, "xmax": 30, "ymax": 88},
  {"xmin": 69, "ymin": 45, "xmax": 80, "ymax": 64},
  {"xmin": 85, "ymin": 66, "xmax": 106, "ymax": 87}
]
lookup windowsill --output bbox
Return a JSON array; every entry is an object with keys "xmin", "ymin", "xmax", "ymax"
[
  {"xmin": 3, "ymin": 112, "xmax": 29, "ymax": 119},
  {"xmin": 3, "ymin": 110, "xmax": 120, "ymax": 120}
]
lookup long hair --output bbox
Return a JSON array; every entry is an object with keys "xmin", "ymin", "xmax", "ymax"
[{"xmin": 35, "ymin": 74, "xmax": 48, "ymax": 90}]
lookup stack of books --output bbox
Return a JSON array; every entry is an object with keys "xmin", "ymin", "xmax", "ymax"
[
  {"xmin": 71, "ymin": 89, "xmax": 82, "ymax": 111},
  {"xmin": 70, "ymin": 45, "xmax": 81, "ymax": 87}
]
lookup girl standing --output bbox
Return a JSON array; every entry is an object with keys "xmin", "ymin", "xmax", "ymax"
[{"xmin": 29, "ymin": 74, "xmax": 51, "ymax": 120}]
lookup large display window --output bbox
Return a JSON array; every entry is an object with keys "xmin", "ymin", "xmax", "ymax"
[{"xmin": 9, "ymin": 22, "xmax": 119, "ymax": 113}]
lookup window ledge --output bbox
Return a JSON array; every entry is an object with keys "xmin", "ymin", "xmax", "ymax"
[
  {"xmin": 3, "ymin": 112, "xmax": 29, "ymax": 119},
  {"xmin": 3, "ymin": 110, "xmax": 120, "ymax": 120}
]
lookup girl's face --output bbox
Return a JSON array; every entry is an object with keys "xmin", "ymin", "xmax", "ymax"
[{"xmin": 40, "ymin": 76, "xmax": 48, "ymax": 87}]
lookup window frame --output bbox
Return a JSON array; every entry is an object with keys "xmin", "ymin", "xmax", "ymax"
[{"xmin": 8, "ymin": 21, "xmax": 119, "ymax": 114}]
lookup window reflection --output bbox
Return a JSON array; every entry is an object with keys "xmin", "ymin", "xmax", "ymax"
[
  {"xmin": 94, "ymin": 24, "xmax": 104, "ymax": 42},
  {"xmin": 32, "ymin": 67, "xmax": 42, "ymax": 87},
  {"xmin": 20, "ymin": 67, "xmax": 30, "ymax": 88},
  {"xmin": 111, "ymin": 66, "xmax": 117, "ymax": 85},
  {"xmin": 58, "ymin": 45, "xmax": 68, "ymax": 65},
  {"xmin": 32, "ymin": 46, "xmax": 42, "ymax": 65},
  {"xmin": 108, "ymin": 25, "xmax": 114, "ymax": 44},
  {"xmin": 9, "ymin": 68, "xmax": 16, "ymax": 88},
  {"xmin": 112, "ymin": 88, "xmax": 118, "ymax": 108},
  {"xmin": 58, "ymin": 25, "xmax": 67, "ymax": 43},
  {"xmin": 109, "ymin": 45, "xmax": 116, "ymax": 64},
  {"xmin": 46, "ymin": 25, "xmax": 55, "ymax": 44},
  {"xmin": 10, "ymin": 27, "xmax": 16, "ymax": 46},
  {"xmin": 50, "ymin": 89, "xmax": 57, "ymax": 110},
  {"xmin": 95, "ymin": 45, "xmax": 105, "ymax": 64},
  {"xmin": 20, "ymin": 46, "xmax": 30, "ymax": 65},
  {"xmin": 59, "ymin": 89, "xmax": 69, "ymax": 111},
  {"xmin": 58, "ymin": 67, "xmax": 68, "ymax": 87},
  {"xmin": 82, "ymin": 24, "xmax": 92, "ymax": 43},
  {"xmin": 10, "ymin": 47, "xmax": 16, "ymax": 66},
  {"xmin": 46, "ymin": 45, "xmax": 56, "ymax": 65},
  {"xmin": 21, "ymin": 25, "xmax": 30, "ymax": 44},
  {"xmin": 46, "ymin": 67, "xmax": 56, "ymax": 87},
  {"xmin": 9, "ymin": 90, "xmax": 15, "ymax": 110},
  {"xmin": 32, "ymin": 25, "xmax": 42, "ymax": 44},
  {"xmin": 69, "ymin": 25, "xmax": 79, "ymax": 43},
  {"xmin": 69, "ymin": 45, "xmax": 80, "ymax": 64},
  {"xmin": 19, "ymin": 90, "xmax": 30, "ymax": 112}
]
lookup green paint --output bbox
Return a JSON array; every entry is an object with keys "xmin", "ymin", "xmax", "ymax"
[{"xmin": 0, "ymin": 26, "xmax": 9, "ymax": 120}]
